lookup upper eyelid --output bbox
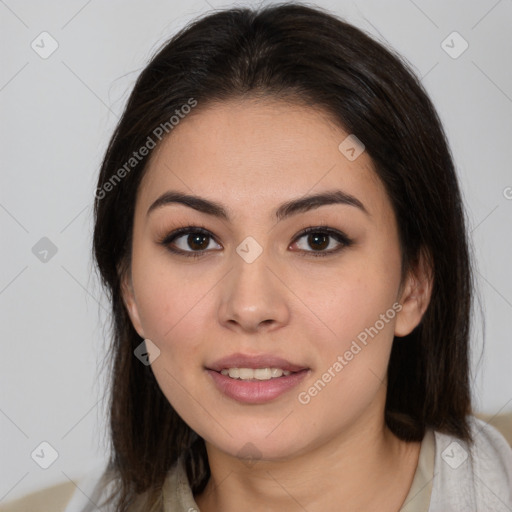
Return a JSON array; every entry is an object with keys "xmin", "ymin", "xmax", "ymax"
[
  {"xmin": 162, "ymin": 226, "xmax": 213, "ymax": 241},
  {"xmin": 292, "ymin": 226, "xmax": 351, "ymax": 242},
  {"xmin": 162, "ymin": 228, "xmax": 221, "ymax": 255},
  {"xmin": 161, "ymin": 226, "xmax": 350, "ymax": 253},
  {"xmin": 163, "ymin": 225, "xmax": 346, "ymax": 240}
]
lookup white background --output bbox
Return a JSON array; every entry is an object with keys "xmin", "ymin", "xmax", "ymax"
[{"xmin": 1, "ymin": 0, "xmax": 511, "ymax": 501}]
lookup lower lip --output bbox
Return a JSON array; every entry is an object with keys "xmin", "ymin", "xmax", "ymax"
[{"xmin": 206, "ymin": 369, "xmax": 309, "ymax": 404}]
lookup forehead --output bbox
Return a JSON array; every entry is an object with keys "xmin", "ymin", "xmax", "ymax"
[{"xmin": 138, "ymin": 99, "xmax": 388, "ymax": 219}]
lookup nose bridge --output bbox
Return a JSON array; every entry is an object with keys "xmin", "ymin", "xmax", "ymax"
[{"xmin": 218, "ymin": 244, "xmax": 290, "ymax": 331}]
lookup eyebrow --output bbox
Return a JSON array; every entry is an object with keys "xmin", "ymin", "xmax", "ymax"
[{"xmin": 146, "ymin": 189, "xmax": 368, "ymax": 220}]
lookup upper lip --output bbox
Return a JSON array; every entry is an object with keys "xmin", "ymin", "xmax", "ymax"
[{"xmin": 207, "ymin": 353, "xmax": 308, "ymax": 373}]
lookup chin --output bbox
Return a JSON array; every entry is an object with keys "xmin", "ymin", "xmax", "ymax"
[{"xmin": 201, "ymin": 424, "xmax": 309, "ymax": 462}]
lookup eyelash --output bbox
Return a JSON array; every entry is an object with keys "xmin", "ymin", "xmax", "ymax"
[
  {"xmin": 159, "ymin": 225, "xmax": 215, "ymax": 259},
  {"xmin": 292, "ymin": 226, "xmax": 353, "ymax": 257},
  {"xmin": 158, "ymin": 225, "xmax": 353, "ymax": 258}
]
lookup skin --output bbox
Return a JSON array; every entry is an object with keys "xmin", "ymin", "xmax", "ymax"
[{"xmin": 122, "ymin": 98, "xmax": 432, "ymax": 511}]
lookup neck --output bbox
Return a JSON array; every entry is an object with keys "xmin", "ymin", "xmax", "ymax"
[{"xmin": 195, "ymin": 404, "xmax": 421, "ymax": 512}]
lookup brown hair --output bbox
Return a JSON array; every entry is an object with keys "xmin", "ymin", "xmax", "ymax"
[{"xmin": 93, "ymin": 3, "xmax": 473, "ymax": 510}]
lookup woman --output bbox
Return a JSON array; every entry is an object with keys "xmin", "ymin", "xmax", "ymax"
[{"xmin": 4, "ymin": 3, "xmax": 512, "ymax": 512}]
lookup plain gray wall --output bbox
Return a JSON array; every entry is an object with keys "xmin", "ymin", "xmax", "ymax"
[{"xmin": 1, "ymin": 0, "xmax": 511, "ymax": 501}]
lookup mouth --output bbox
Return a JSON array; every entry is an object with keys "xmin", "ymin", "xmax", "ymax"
[
  {"xmin": 207, "ymin": 353, "xmax": 308, "ymax": 374},
  {"xmin": 219, "ymin": 367, "xmax": 293, "ymax": 380},
  {"xmin": 206, "ymin": 353, "xmax": 310, "ymax": 404}
]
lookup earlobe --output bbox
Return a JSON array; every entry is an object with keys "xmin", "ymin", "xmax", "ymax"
[
  {"xmin": 120, "ymin": 272, "xmax": 145, "ymax": 338},
  {"xmin": 394, "ymin": 254, "xmax": 433, "ymax": 337}
]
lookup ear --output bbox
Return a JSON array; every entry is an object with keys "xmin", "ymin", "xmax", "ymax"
[
  {"xmin": 120, "ymin": 269, "xmax": 146, "ymax": 339},
  {"xmin": 394, "ymin": 250, "xmax": 433, "ymax": 337}
]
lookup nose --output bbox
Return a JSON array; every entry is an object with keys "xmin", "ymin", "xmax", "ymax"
[{"xmin": 217, "ymin": 252, "xmax": 291, "ymax": 333}]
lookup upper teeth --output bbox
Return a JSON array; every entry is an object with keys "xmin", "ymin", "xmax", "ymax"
[{"xmin": 220, "ymin": 368, "xmax": 292, "ymax": 380}]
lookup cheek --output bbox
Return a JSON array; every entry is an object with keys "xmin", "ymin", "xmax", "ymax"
[
  {"xmin": 130, "ymin": 243, "xmax": 219, "ymax": 344},
  {"xmin": 293, "ymin": 273, "xmax": 399, "ymax": 434},
  {"xmin": 294, "ymin": 257, "xmax": 401, "ymax": 346},
  {"xmin": 289, "ymin": 249, "xmax": 402, "ymax": 414},
  {"xmin": 130, "ymin": 254, "xmax": 217, "ymax": 421}
]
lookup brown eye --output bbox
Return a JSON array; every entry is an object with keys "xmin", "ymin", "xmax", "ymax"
[
  {"xmin": 187, "ymin": 233, "xmax": 210, "ymax": 250},
  {"xmin": 307, "ymin": 233, "xmax": 329, "ymax": 251},
  {"xmin": 162, "ymin": 227, "xmax": 222, "ymax": 255},
  {"xmin": 290, "ymin": 227, "xmax": 353, "ymax": 256}
]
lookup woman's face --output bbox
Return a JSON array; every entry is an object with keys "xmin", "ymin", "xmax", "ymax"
[{"xmin": 123, "ymin": 98, "xmax": 426, "ymax": 461}]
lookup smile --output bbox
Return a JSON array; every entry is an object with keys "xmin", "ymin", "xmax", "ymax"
[
  {"xmin": 207, "ymin": 368, "xmax": 309, "ymax": 404},
  {"xmin": 220, "ymin": 367, "xmax": 292, "ymax": 380}
]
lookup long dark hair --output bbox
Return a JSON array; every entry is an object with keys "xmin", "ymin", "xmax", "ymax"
[{"xmin": 93, "ymin": 3, "xmax": 473, "ymax": 510}]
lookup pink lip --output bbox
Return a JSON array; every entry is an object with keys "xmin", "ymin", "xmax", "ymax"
[
  {"xmin": 206, "ymin": 353, "xmax": 310, "ymax": 404},
  {"xmin": 206, "ymin": 369, "xmax": 309, "ymax": 404},
  {"xmin": 207, "ymin": 353, "xmax": 307, "ymax": 373}
]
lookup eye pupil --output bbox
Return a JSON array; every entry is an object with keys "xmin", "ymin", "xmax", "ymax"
[
  {"xmin": 188, "ymin": 233, "xmax": 209, "ymax": 250},
  {"xmin": 308, "ymin": 233, "xmax": 329, "ymax": 250}
]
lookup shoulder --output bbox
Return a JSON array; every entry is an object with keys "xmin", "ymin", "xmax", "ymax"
[
  {"xmin": 429, "ymin": 415, "xmax": 512, "ymax": 512},
  {"xmin": 0, "ymin": 468, "xmax": 112, "ymax": 512},
  {"xmin": 475, "ymin": 411, "xmax": 512, "ymax": 447},
  {"xmin": 0, "ymin": 481, "xmax": 76, "ymax": 512},
  {"xmin": 0, "ymin": 461, "xmax": 196, "ymax": 512}
]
